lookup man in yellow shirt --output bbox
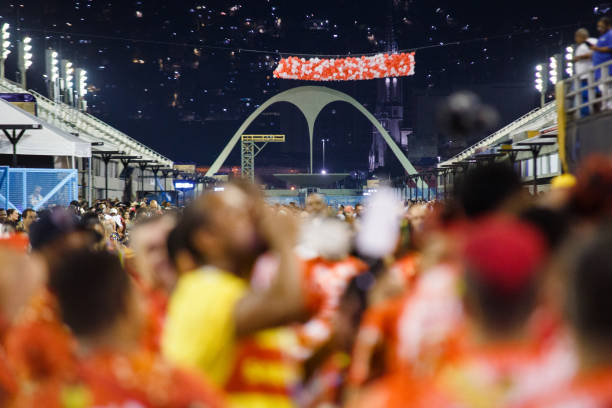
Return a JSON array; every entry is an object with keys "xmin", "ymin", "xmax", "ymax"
[{"xmin": 162, "ymin": 182, "xmax": 306, "ymax": 404}]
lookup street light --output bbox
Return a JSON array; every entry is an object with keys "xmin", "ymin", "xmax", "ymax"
[
  {"xmin": 60, "ymin": 59, "xmax": 74, "ymax": 105},
  {"xmin": 0, "ymin": 23, "xmax": 11, "ymax": 80},
  {"xmin": 45, "ymin": 49, "xmax": 59, "ymax": 101},
  {"xmin": 18, "ymin": 36, "xmax": 33, "ymax": 88},
  {"xmin": 321, "ymin": 138, "xmax": 330, "ymax": 174},
  {"xmin": 75, "ymin": 68, "xmax": 87, "ymax": 111}
]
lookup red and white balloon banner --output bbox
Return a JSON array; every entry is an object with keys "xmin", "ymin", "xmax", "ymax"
[{"xmin": 273, "ymin": 52, "xmax": 416, "ymax": 81}]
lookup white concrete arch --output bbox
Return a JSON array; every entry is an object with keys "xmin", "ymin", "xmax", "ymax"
[{"xmin": 205, "ymin": 86, "xmax": 418, "ymax": 176}]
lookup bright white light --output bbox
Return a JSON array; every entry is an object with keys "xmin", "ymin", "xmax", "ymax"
[
  {"xmin": 213, "ymin": 187, "xmax": 225, "ymax": 191},
  {"xmin": 535, "ymin": 64, "xmax": 542, "ymax": 71},
  {"xmin": 24, "ymin": 37, "xmax": 31, "ymax": 44},
  {"xmin": 566, "ymin": 46, "xmax": 574, "ymax": 53},
  {"xmin": 1, "ymin": 23, "xmax": 9, "ymax": 42},
  {"xmin": 52, "ymin": 51, "xmax": 58, "ymax": 58},
  {"xmin": 549, "ymin": 56, "xmax": 558, "ymax": 84},
  {"xmin": 0, "ymin": 23, "xmax": 9, "ymax": 59},
  {"xmin": 321, "ymin": 169, "xmax": 327, "ymax": 175},
  {"xmin": 175, "ymin": 182, "xmax": 195, "ymax": 189}
]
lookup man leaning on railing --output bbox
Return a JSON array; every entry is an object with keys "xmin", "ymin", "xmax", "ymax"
[
  {"xmin": 588, "ymin": 16, "xmax": 612, "ymax": 110},
  {"xmin": 572, "ymin": 28, "xmax": 597, "ymax": 117}
]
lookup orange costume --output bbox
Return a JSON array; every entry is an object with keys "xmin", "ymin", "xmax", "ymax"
[
  {"xmin": 515, "ymin": 370, "xmax": 612, "ymax": 408},
  {"xmin": 0, "ymin": 314, "xmax": 18, "ymax": 406},
  {"xmin": 351, "ymin": 337, "xmax": 576, "ymax": 408},
  {"xmin": 221, "ymin": 254, "xmax": 304, "ymax": 408},
  {"xmin": 389, "ymin": 253, "xmax": 420, "ymax": 287},
  {"xmin": 0, "ymin": 235, "xmax": 37, "ymax": 405},
  {"xmin": 13, "ymin": 349, "xmax": 225, "ymax": 408},
  {"xmin": 349, "ymin": 262, "xmax": 464, "ymax": 385},
  {"xmin": 426, "ymin": 339, "xmax": 575, "ymax": 407},
  {"xmin": 4, "ymin": 289, "xmax": 76, "ymax": 386},
  {"xmin": 125, "ymin": 253, "xmax": 170, "ymax": 354},
  {"xmin": 5, "ymin": 283, "xmax": 168, "ymax": 390},
  {"xmin": 298, "ymin": 256, "xmax": 368, "ymax": 356}
]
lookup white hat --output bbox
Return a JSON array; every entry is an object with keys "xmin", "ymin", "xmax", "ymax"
[{"xmin": 110, "ymin": 208, "xmax": 118, "ymax": 215}]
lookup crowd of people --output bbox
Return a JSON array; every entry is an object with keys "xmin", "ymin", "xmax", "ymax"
[{"xmin": 0, "ymin": 153, "xmax": 611, "ymax": 407}]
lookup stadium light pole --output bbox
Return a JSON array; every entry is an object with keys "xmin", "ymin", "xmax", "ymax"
[
  {"xmin": 534, "ymin": 64, "xmax": 548, "ymax": 108},
  {"xmin": 0, "ymin": 23, "xmax": 11, "ymax": 80},
  {"xmin": 60, "ymin": 59, "xmax": 74, "ymax": 106},
  {"xmin": 75, "ymin": 68, "xmax": 87, "ymax": 111},
  {"xmin": 549, "ymin": 54, "xmax": 560, "ymax": 86},
  {"xmin": 45, "ymin": 49, "xmax": 59, "ymax": 101},
  {"xmin": 17, "ymin": 36, "xmax": 32, "ymax": 89},
  {"xmin": 564, "ymin": 46, "xmax": 574, "ymax": 77}
]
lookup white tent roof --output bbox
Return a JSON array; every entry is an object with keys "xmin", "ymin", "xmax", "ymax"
[
  {"xmin": 73, "ymin": 131, "xmax": 120, "ymax": 153},
  {"xmin": 0, "ymin": 98, "xmax": 91, "ymax": 158}
]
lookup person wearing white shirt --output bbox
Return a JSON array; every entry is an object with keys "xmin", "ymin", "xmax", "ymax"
[{"xmin": 573, "ymin": 28, "xmax": 597, "ymax": 116}]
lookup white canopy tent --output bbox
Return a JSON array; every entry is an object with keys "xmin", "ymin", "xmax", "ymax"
[{"xmin": 0, "ymin": 98, "xmax": 91, "ymax": 159}]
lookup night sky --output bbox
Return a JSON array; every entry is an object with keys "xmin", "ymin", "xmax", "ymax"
[{"xmin": 0, "ymin": 1, "xmax": 607, "ymax": 172}]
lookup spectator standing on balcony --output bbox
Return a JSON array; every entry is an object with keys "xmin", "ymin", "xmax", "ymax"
[
  {"xmin": 589, "ymin": 17, "xmax": 612, "ymax": 109},
  {"xmin": 573, "ymin": 28, "xmax": 597, "ymax": 116},
  {"xmin": 29, "ymin": 185, "xmax": 43, "ymax": 208}
]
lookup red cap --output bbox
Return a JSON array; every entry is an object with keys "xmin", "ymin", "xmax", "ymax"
[{"xmin": 463, "ymin": 217, "xmax": 547, "ymax": 293}]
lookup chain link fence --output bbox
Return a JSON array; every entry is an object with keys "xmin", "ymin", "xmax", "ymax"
[{"xmin": 0, "ymin": 167, "xmax": 78, "ymax": 211}]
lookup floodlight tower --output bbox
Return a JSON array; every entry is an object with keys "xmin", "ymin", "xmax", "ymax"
[
  {"xmin": 17, "ymin": 36, "xmax": 33, "ymax": 88},
  {"xmin": 60, "ymin": 59, "xmax": 74, "ymax": 105},
  {"xmin": 0, "ymin": 23, "xmax": 11, "ymax": 80},
  {"xmin": 75, "ymin": 68, "xmax": 88, "ymax": 111},
  {"xmin": 45, "ymin": 49, "xmax": 60, "ymax": 101},
  {"xmin": 549, "ymin": 54, "xmax": 560, "ymax": 86},
  {"xmin": 564, "ymin": 46, "xmax": 574, "ymax": 77},
  {"xmin": 534, "ymin": 64, "xmax": 548, "ymax": 108}
]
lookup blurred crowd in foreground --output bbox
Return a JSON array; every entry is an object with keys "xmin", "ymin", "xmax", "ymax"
[{"xmin": 0, "ymin": 155, "xmax": 611, "ymax": 408}]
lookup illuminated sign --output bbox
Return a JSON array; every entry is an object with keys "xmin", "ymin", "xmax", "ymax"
[{"xmin": 174, "ymin": 181, "xmax": 195, "ymax": 190}]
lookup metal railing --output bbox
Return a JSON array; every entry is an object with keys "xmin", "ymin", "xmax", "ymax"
[
  {"xmin": 564, "ymin": 58, "xmax": 612, "ymax": 119},
  {"xmin": 440, "ymin": 101, "xmax": 557, "ymax": 167},
  {"xmin": 0, "ymin": 166, "xmax": 78, "ymax": 211},
  {"xmin": 0, "ymin": 78, "xmax": 172, "ymax": 167}
]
